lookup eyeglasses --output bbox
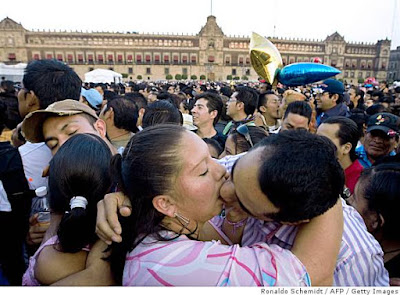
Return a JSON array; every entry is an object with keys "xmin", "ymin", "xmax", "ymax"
[{"xmin": 236, "ymin": 124, "xmax": 254, "ymax": 147}]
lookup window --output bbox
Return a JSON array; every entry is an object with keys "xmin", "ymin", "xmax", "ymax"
[
  {"xmin": 164, "ymin": 55, "xmax": 170, "ymax": 63},
  {"xmin": 89, "ymin": 67, "xmax": 94, "ymax": 71},
  {"xmin": 245, "ymin": 69, "xmax": 250, "ymax": 75},
  {"xmin": 225, "ymin": 57, "xmax": 230, "ymax": 65},
  {"xmin": 78, "ymin": 54, "xmax": 84, "ymax": 63},
  {"xmin": 68, "ymin": 54, "xmax": 74, "ymax": 63},
  {"xmin": 381, "ymin": 63, "xmax": 386, "ymax": 70},
  {"xmin": 46, "ymin": 54, "xmax": 53, "ymax": 60},
  {"xmin": 358, "ymin": 72, "xmax": 363, "ymax": 78},
  {"xmin": 155, "ymin": 55, "xmax": 160, "ymax": 63},
  {"xmin": 108, "ymin": 54, "xmax": 113, "ymax": 62},
  {"xmin": 165, "ymin": 68, "xmax": 170, "ymax": 75},
  {"xmin": 8, "ymin": 53, "xmax": 16, "ymax": 61},
  {"xmin": 239, "ymin": 57, "xmax": 243, "ymax": 65},
  {"xmin": 173, "ymin": 55, "xmax": 179, "ymax": 64},
  {"xmin": 191, "ymin": 56, "xmax": 196, "ymax": 64},
  {"xmin": 98, "ymin": 55, "xmax": 104, "ymax": 63},
  {"xmin": 128, "ymin": 67, "xmax": 133, "ymax": 74},
  {"xmin": 33, "ymin": 54, "xmax": 40, "ymax": 60},
  {"xmin": 57, "ymin": 54, "xmax": 63, "ymax": 61},
  {"xmin": 127, "ymin": 55, "xmax": 133, "ymax": 63},
  {"xmin": 208, "ymin": 56, "xmax": 215, "ymax": 63},
  {"xmin": 182, "ymin": 68, "xmax": 188, "ymax": 75},
  {"xmin": 331, "ymin": 60, "xmax": 337, "ymax": 67},
  {"xmin": 117, "ymin": 55, "xmax": 123, "ymax": 63},
  {"xmin": 136, "ymin": 55, "xmax": 142, "ymax": 63},
  {"xmin": 232, "ymin": 69, "xmax": 237, "ymax": 75},
  {"xmin": 182, "ymin": 56, "xmax": 188, "ymax": 64},
  {"xmin": 350, "ymin": 72, "xmax": 355, "ymax": 78},
  {"xmin": 146, "ymin": 68, "xmax": 151, "ymax": 75},
  {"xmin": 145, "ymin": 55, "xmax": 151, "ymax": 63},
  {"xmin": 109, "ymin": 67, "xmax": 114, "ymax": 71},
  {"xmin": 344, "ymin": 72, "xmax": 348, "ymax": 78},
  {"xmin": 246, "ymin": 57, "xmax": 250, "ymax": 65}
]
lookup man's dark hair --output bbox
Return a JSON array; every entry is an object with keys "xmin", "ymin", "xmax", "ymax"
[
  {"xmin": 0, "ymin": 100, "xmax": 7, "ymax": 134},
  {"xmin": 142, "ymin": 100, "xmax": 182, "ymax": 128},
  {"xmin": 203, "ymin": 138, "xmax": 223, "ymax": 158},
  {"xmin": 220, "ymin": 86, "xmax": 232, "ymax": 98},
  {"xmin": 195, "ymin": 92, "xmax": 223, "ymax": 125},
  {"xmin": 124, "ymin": 92, "xmax": 147, "ymax": 110},
  {"xmin": 256, "ymin": 130, "xmax": 343, "ymax": 222},
  {"xmin": 283, "ymin": 101, "xmax": 312, "ymax": 123},
  {"xmin": 235, "ymin": 86, "xmax": 258, "ymax": 116},
  {"xmin": 104, "ymin": 98, "xmax": 139, "ymax": 133},
  {"xmin": 257, "ymin": 90, "xmax": 275, "ymax": 111},
  {"xmin": 322, "ymin": 116, "xmax": 360, "ymax": 162},
  {"xmin": 349, "ymin": 108, "xmax": 368, "ymax": 139},
  {"xmin": 103, "ymin": 90, "xmax": 120, "ymax": 102},
  {"xmin": 366, "ymin": 104, "xmax": 390, "ymax": 116},
  {"xmin": 22, "ymin": 59, "xmax": 82, "ymax": 109}
]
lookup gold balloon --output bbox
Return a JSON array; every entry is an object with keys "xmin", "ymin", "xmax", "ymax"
[{"xmin": 250, "ymin": 32, "xmax": 283, "ymax": 84}]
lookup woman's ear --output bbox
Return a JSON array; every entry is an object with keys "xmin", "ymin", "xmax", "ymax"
[{"xmin": 152, "ymin": 195, "xmax": 176, "ymax": 218}]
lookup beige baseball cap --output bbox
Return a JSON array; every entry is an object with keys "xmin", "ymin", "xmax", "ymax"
[{"xmin": 22, "ymin": 99, "xmax": 99, "ymax": 143}]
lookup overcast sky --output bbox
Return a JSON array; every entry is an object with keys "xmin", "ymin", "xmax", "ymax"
[{"xmin": 2, "ymin": 0, "xmax": 400, "ymax": 49}]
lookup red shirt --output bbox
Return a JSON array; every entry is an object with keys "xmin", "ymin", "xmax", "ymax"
[{"xmin": 345, "ymin": 159, "xmax": 364, "ymax": 195}]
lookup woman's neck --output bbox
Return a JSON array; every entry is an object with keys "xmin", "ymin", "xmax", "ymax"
[{"xmin": 161, "ymin": 216, "xmax": 204, "ymax": 240}]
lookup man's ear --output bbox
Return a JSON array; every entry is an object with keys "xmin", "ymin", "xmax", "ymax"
[
  {"xmin": 331, "ymin": 94, "xmax": 339, "ymax": 103},
  {"xmin": 342, "ymin": 142, "xmax": 352, "ymax": 156},
  {"xmin": 94, "ymin": 119, "xmax": 107, "ymax": 138},
  {"xmin": 152, "ymin": 195, "xmax": 176, "ymax": 218},
  {"xmin": 26, "ymin": 90, "xmax": 40, "ymax": 111},
  {"xmin": 259, "ymin": 105, "xmax": 267, "ymax": 113},
  {"xmin": 209, "ymin": 109, "xmax": 218, "ymax": 120}
]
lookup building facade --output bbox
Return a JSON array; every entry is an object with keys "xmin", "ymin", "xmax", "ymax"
[
  {"xmin": 0, "ymin": 16, "xmax": 391, "ymax": 84},
  {"xmin": 388, "ymin": 46, "xmax": 400, "ymax": 82}
]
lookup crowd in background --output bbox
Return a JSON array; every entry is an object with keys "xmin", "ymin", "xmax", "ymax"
[{"xmin": 1, "ymin": 59, "xmax": 400, "ymax": 286}]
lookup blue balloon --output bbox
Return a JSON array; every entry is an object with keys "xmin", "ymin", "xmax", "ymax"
[{"xmin": 277, "ymin": 63, "xmax": 341, "ymax": 86}]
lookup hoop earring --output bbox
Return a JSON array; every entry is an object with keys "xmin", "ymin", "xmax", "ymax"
[{"xmin": 174, "ymin": 212, "xmax": 190, "ymax": 227}]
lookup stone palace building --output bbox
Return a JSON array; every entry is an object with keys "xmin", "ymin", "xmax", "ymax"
[{"xmin": 0, "ymin": 15, "xmax": 391, "ymax": 84}]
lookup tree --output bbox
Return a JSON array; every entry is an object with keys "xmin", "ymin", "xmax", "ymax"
[
  {"xmin": 233, "ymin": 76, "xmax": 240, "ymax": 80},
  {"xmin": 166, "ymin": 74, "xmax": 173, "ymax": 80},
  {"xmin": 175, "ymin": 74, "xmax": 182, "ymax": 80},
  {"xmin": 137, "ymin": 75, "xmax": 142, "ymax": 80},
  {"xmin": 200, "ymin": 75, "xmax": 206, "ymax": 80},
  {"xmin": 181, "ymin": 74, "xmax": 188, "ymax": 80},
  {"xmin": 190, "ymin": 75, "xmax": 197, "ymax": 80},
  {"xmin": 226, "ymin": 75, "xmax": 233, "ymax": 80},
  {"xmin": 358, "ymin": 78, "xmax": 364, "ymax": 84},
  {"xmin": 121, "ymin": 73, "xmax": 128, "ymax": 78},
  {"xmin": 241, "ymin": 75, "xmax": 248, "ymax": 80}
]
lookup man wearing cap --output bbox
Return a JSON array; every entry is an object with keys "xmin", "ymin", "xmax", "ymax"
[
  {"xmin": 316, "ymin": 79, "xmax": 350, "ymax": 126},
  {"xmin": 80, "ymin": 88, "xmax": 104, "ymax": 112},
  {"xmin": 22, "ymin": 99, "xmax": 116, "ymax": 156},
  {"xmin": 355, "ymin": 112, "xmax": 399, "ymax": 168}
]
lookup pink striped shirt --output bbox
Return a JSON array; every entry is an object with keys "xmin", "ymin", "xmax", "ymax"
[{"xmin": 123, "ymin": 231, "xmax": 310, "ymax": 286}]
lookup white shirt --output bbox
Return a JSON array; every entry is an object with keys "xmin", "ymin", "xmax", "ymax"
[
  {"xmin": 0, "ymin": 180, "xmax": 11, "ymax": 212},
  {"xmin": 18, "ymin": 142, "xmax": 52, "ymax": 190}
]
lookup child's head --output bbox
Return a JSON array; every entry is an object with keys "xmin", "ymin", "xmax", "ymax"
[{"xmin": 49, "ymin": 133, "xmax": 112, "ymax": 252}]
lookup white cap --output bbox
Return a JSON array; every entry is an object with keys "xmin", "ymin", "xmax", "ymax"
[{"xmin": 35, "ymin": 186, "xmax": 47, "ymax": 197}]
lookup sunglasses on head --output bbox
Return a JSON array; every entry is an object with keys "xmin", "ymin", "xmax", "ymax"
[{"xmin": 236, "ymin": 124, "xmax": 254, "ymax": 147}]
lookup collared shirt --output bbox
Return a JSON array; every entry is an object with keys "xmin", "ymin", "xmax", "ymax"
[
  {"xmin": 356, "ymin": 145, "xmax": 396, "ymax": 168},
  {"xmin": 211, "ymin": 199, "xmax": 389, "ymax": 286}
]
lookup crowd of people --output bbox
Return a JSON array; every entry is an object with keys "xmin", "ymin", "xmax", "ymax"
[{"xmin": 0, "ymin": 58, "xmax": 400, "ymax": 286}]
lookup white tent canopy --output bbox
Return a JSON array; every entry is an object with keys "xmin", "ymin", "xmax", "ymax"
[
  {"xmin": 84, "ymin": 69, "xmax": 122, "ymax": 84},
  {"xmin": 0, "ymin": 63, "xmax": 27, "ymax": 82}
]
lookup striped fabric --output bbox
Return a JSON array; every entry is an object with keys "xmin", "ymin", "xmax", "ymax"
[
  {"xmin": 213, "ymin": 153, "xmax": 389, "ymax": 286},
  {"xmin": 123, "ymin": 231, "xmax": 310, "ymax": 286},
  {"xmin": 211, "ymin": 200, "xmax": 389, "ymax": 286}
]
